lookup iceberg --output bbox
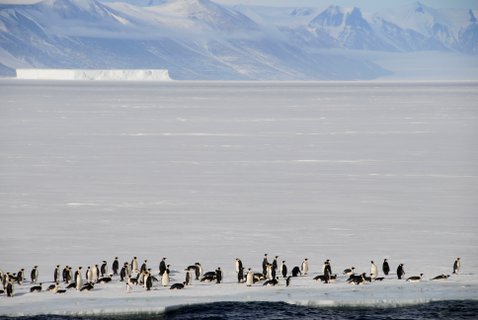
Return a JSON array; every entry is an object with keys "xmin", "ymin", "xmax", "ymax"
[{"xmin": 15, "ymin": 69, "xmax": 172, "ymax": 81}]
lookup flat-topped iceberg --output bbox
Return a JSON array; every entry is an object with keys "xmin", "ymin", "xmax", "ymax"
[{"xmin": 16, "ymin": 69, "xmax": 172, "ymax": 81}]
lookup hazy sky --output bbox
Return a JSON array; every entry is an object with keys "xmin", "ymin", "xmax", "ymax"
[{"xmin": 0, "ymin": 0, "xmax": 476, "ymax": 10}]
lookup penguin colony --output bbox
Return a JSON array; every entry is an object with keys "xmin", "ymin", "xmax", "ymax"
[{"xmin": 0, "ymin": 257, "xmax": 461, "ymax": 297}]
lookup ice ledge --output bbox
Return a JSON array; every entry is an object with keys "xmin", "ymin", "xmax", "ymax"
[{"xmin": 15, "ymin": 69, "xmax": 172, "ymax": 81}]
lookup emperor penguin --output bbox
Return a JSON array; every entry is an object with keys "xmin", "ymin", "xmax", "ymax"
[
  {"xmin": 112, "ymin": 257, "xmax": 119, "ymax": 275},
  {"xmin": 280, "ymin": 261, "xmax": 288, "ymax": 278},
  {"xmin": 185, "ymin": 269, "xmax": 192, "ymax": 285},
  {"xmin": 370, "ymin": 261, "xmax": 378, "ymax": 279},
  {"xmin": 75, "ymin": 267, "xmax": 83, "ymax": 290},
  {"xmin": 17, "ymin": 269, "xmax": 25, "ymax": 285},
  {"xmin": 140, "ymin": 260, "xmax": 148, "ymax": 273},
  {"xmin": 266, "ymin": 263, "xmax": 273, "ymax": 280},
  {"xmin": 131, "ymin": 257, "xmax": 139, "ymax": 273},
  {"xmin": 30, "ymin": 266, "xmax": 39, "ymax": 284},
  {"xmin": 262, "ymin": 254, "xmax": 269, "ymax": 277},
  {"xmin": 382, "ymin": 259, "xmax": 390, "ymax": 276},
  {"xmin": 235, "ymin": 258, "xmax": 243, "ymax": 274},
  {"xmin": 53, "ymin": 265, "xmax": 61, "ymax": 283},
  {"xmin": 62, "ymin": 266, "xmax": 69, "ymax": 283},
  {"xmin": 407, "ymin": 273, "xmax": 423, "ymax": 282},
  {"xmin": 6, "ymin": 279, "xmax": 14, "ymax": 297},
  {"xmin": 92, "ymin": 265, "xmax": 99, "ymax": 283},
  {"xmin": 161, "ymin": 265, "xmax": 170, "ymax": 287},
  {"xmin": 144, "ymin": 271, "xmax": 152, "ymax": 291},
  {"xmin": 100, "ymin": 261, "xmax": 108, "ymax": 277},
  {"xmin": 453, "ymin": 258, "xmax": 461, "ymax": 274},
  {"xmin": 159, "ymin": 257, "xmax": 167, "ymax": 276},
  {"xmin": 170, "ymin": 282, "xmax": 186, "ymax": 290},
  {"xmin": 246, "ymin": 268, "xmax": 254, "ymax": 287},
  {"xmin": 323, "ymin": 260, "xmax": 332, "ymax": 275},
  {"xmin": 272, "ymin": 256, "xmax": 278, "ymax": 278},
  {"xmin": 86, "ymin": 266, "xmax": 92, "ymax": 283},
  {"xmin": 30, "ymin": 282, "xmax": 42, "ymax": 293},
  {"xmin": 397, "ymin": 264, "xmax": 405, "ymax": 279},
  {"xmin": 301, "ymin": 258, "xmax": 309, "ymax": 275},
  {"xmin": 215, "ymin": 267, "xmax": 223, "ymax": 284},
  {"xmin": 120, "ymin": 263, "xmax": 127, "ymax": 281}
]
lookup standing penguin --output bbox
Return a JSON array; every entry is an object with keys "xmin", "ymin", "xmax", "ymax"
[
  {"xmin": 159, "ymin": 258, "xmax": 167, "ymax": 276},
  {"xmin": 301, "ymin": 258, "xmax": 309, "ymax": 275},
  {"xmin": 185, "ymin": 269, "xmax": 192, "ymax": 285},
  {"xmin": 215, "ymin": 267, "xmax": 223, "ymax": 284},
  {"xmin": 120, "ymin": 263, "xmax": 127, "ymax": 281},
  {"xmin": 235, "ymin": 258, "xmax": 244, "ymax": 283},
  {"xmin": 453, "ymin": 258, "xmax": 461, "ymax": 274},
  {"xmin": 370, "ymin": 261, "xmax": 378, "ymax": 279},
  {"xmin": 6, "ymin": 279, "xmax": 14, "ymax": 297},
  {"xmin": 75, "ymin": 267, "xmax": 83, "ymax": 290},
  {"xmin": 382, "ymin": 259, "xmax": 390, "ymax": 276},
  {"xmin": 246, "ymin": 268, "xmax": 254, "ymax": 287},
  {"xmin": 145, "ymin": 272, "xmax": 152, "ymax": 291},
  {"xmin": 262, "ymin": 254, "xmax": 269, "ymax": 277},
  {"xmin": 112, "ymin": 257, "xmax": 119, "ymax": 275},
  {"xmin": 140, "ymin": 260, "xmax": 148, "ymax": 273},
  {"xmin": 30, "ymin": 266, "xmax": 39, "ymax": 284},
  {"xmin": 161, "ymin": 265, "xmax": 170, "ymax": 287},
  {"xmin": 131, "ymin": 257, "xmax": 139, "ymax": 273},
  {"xmin": 280, "ymin": 261, "xmax": 288, "ymax": 278},
  {"xmin": 397, "ymin": 264, "xmax": 405, "ymax": 279},
  {"xmin": 86, "ymin": 266, "xmax": 92, "ymax": 283},
  {"xmin": 323, "ymin": 260, "xmax": 332, "ymax": 276},
  {"xmin": 100, "ymin": 261, "xmax": 108, "ymax": 277},
  {"xmin": 266, "ymin": 264, "xmax": 273, "ymax": 280},
  {"xmin": 272, "ymin": 256, "xmax": 278, "ymax": 279},
  {"xmin": 53, "ymin": 265, "xmax": 61, "ymax": 283},
  {"xmin": 62, "ymin": 266, "xmax": 69, "ymax": 283},
  {"xmin": 92, "ymin": 265, "xmax": 99, "ymax": 283}
]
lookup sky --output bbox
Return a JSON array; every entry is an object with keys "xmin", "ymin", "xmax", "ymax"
[{"xmin": 0, "ymin": 0, "xmax": 477, "ymax": 10}]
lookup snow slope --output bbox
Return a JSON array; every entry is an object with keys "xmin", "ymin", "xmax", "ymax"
[
  {"xmin": 0, "ymin": 80, "xmax": 477, "ymax": 315},
  {"xmin": 16, "ymin": 69, "xmax": 172, "ymax": 80}
]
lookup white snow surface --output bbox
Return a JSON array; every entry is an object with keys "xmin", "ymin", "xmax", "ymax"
[
  {"xmin": 0, "ymin": 80, "xmax": 477, "ymax": 316},
  {"xmin": 15, "ymin": 69, "xmax": 172, "ymax": 81}
]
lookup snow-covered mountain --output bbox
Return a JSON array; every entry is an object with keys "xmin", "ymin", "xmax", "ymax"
[{"xmin": 0, "ymin": 0, "xmax": 476, "ymax": 79}]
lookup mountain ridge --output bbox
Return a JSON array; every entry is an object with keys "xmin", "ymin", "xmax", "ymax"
[{"xmin": 0, "ymin": 0, "xmax": 476, "ymax": 79}]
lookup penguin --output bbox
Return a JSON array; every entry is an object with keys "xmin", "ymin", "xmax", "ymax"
[
  {"xmin": 370, "ymin": 261, "xmax": 378, "ymax": 279},
  {"xmin": 91, "ymin": 265, "xmax": 99, "ymax": 283},
  {"xmin": 131, "ymin": 257, "xmax": 139, "ymax": 273},
  {"xmin": 323, "ymin": 260, "xmax": 332, "ymax": 276},
  {"xmin": 161, "ymin": 265, "xmax": 170, "ymax": 287},
  {"xmin": 280, "ymin": 261, "xmax": 288, "ymax": 278},
  {"xmin": 301, "ymin": 258, "xmax": 309, "ymax": 275},
  {"xmin": 86, "ymin": 266, "xmax": 92, "ymax": 284},
  {"xmin": 253, "ymin": 272, "xmax": 265, "ymax": 283},
  {"xmin": 200, "ymin": 271, "xmax": 217, "ymax": 282},
  {"xmin": 66, "ymin": 283, "xmax": 76, "ymax": 289},
  {"xmin": 140, "ymin": 260, "xmax": 148, "ymax": 273},
  {"xmin": 112, "ymin": 257, "xmax": 119, "ymax": 275},
  {"xmin": 185, "ymin": 269, "xmax": 192, "ymax": 285},
  {"xmin": 30, "ymin": 282, "xmax": 42, "ymax": 293},
  {"xmin": 314, "ymin": 273, "xmax": 337, "ymax": 283},
  {"xmin": 263, "ymin": 277, "xmax": 279, "ymax": 286},
  {"xmin": 67, "ymin": 267, "xmax": 73, "ymax": 284},
  {"xmin": 266, "ymin": 263, "xmax": 273, "ymax": 280},
  {"xmin": 30, "ymin": 266, "xmax": 39, "ymax": 284},
  {"xmin": 246, "ymin": 269, "xmax": 254, "ymax": 287},
  {"xmin": 237, "ymin": 266, "xmax": 244, "ymax": 283},
  {"xmin": 6, "ymin": 280, "xmax": 14, "ymax": 297},
  {"xmin": 75, "ymin": 267, "xmax": 83, "ymax": 290},
  {"xmin": 407, "ymin": 273, "xmax": 423, "ymax": 282},
  {"xmin": 17, "ymin": 268, "xmax": 25, "ymax": 285},
  {"xmin": 382, "ymin": 259, "xmax": 390, "ymax": 276},
  {"xmin": 348, "ymin": 273, "xmax": 366, "ymax": 285},
  {"xmin": 52, "ymin": 282, "xmax": 66, "ymax": 294},
  {"xmin": 53, "ymin": 265, "xmax": 61, "ymax": 284},
  {"xmin": 431, "ymin": 274, "xmax": 450, "ymax": 281},
  {"xmin": 272, "ymin": 256, "xmax": 278, "ymax": 279},
  {"xmin": 397, "ymin": 264, "xmax": 405, "ymax": 280},
  {"xmin": 262, "ymin": 254, "xmax": 269, "ymax": 277},
  {"xmin": 145, "ymin": 272, "xmax": 152, "ymax": 291},
  {"xmin": 125, "ymin": 274, "xmax": 133, "ymax": 293},
  {"xmin": 235, "ymin": 258, "xmax": 243, "ymax": 274},
  {"xmin": 80, "ymin": 282, "xmax": 94, "ymax": 292},
  {"xmin": 159, "ymin": 257, "xmax": 167, "ymax": 276},
  {"xmin": 453, "ymin": 258, "xmax": 461, "ymax": 274},
  {"xmin": 185, "ymin": 262, "xmax": 202, "ymax": 280},
  {"xmin": 120, "ymin": 263, "xmax": 127, "ymax": 281},
  {"xmin": 47, "ymin": 283, "xmax": 57, "ymax": 291},
  {"xmin": 343, "ymin": 267, "xmax": 355, "ymax": 276},
  {"xmin": 62, "ymin": 266, "xmax": 69, "ymax": 283},
  {"xmin": 286, "ymin": 276, "xmax": 291, "ymax": 287},
  {"xmin": 291, "ymin": 266, "xmax": 301, "ymax": 277},
  {"xmin": 100, "ymin": 261, "xmax": 108, "ymax": 277},
  {"xmin": 98, "ymin": 276, "xmax": 112, "ymax": 284},
  {"xmin": 215, "ymin": 267, "xmax": 223, "ymax": 284},
  {"xmin": 170, "ymin": 282, "xmax": 186, "ymax": 290}
]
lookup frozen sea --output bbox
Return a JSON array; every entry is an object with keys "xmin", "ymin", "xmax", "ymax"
[{"xmin": 0, "ymin": 80, "xmax": 477, "ymax": 317}]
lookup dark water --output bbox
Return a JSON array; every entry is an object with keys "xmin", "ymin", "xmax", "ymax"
[{"xmin": 2, "ymin": 301, "xmax": 477, "ymax": 320}]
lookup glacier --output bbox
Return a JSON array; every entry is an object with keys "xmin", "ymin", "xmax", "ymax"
[{"xmin": 16, "ymin": 68, "xmax": 172, "ymax": 81}]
